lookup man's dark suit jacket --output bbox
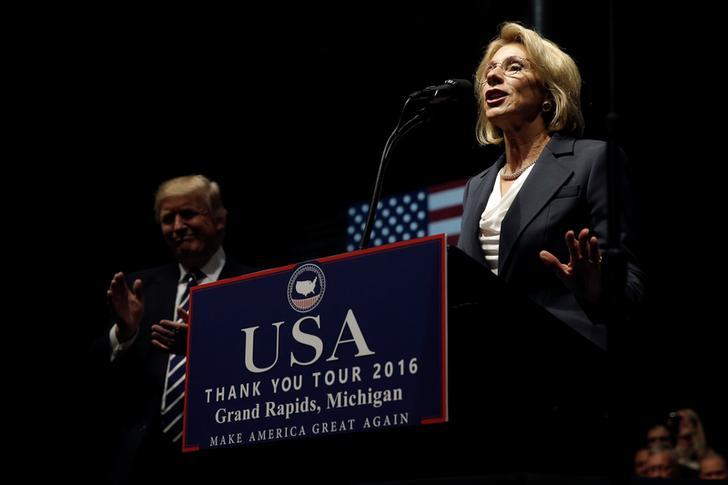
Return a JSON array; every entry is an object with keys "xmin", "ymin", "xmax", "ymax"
[
  {"xmin": 89, "ymin": 258, "xmax": 254, "ymax": 483},
  {"xmin": 458, "ymin": 134, "xmax": 645, "ymax": 349}
]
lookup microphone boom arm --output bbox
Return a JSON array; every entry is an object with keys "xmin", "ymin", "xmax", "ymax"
[{"xmin": 359, "ymin": 103, "xmax": 427, "ymax": 250}]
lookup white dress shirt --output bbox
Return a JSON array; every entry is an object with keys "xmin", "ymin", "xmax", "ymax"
[{"xmin": 479, "ymin": 164, "xmax": 535, "ymax": 275}]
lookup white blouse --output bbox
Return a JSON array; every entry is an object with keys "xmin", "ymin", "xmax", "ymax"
[{"xmin": 479, "ymin": 164, "xmax": 535, "ymax": 275}]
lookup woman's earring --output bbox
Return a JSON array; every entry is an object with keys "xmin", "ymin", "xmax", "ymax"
[{"xmin": 542, "ymin": 100, "xmax": 553, "ymax": 112}]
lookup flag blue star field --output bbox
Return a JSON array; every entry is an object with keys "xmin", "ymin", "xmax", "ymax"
[{"xmin": 346, "ymin": 179, "xmax": 467, "ymax": 251}]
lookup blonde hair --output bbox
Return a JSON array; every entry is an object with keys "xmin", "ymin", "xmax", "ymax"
[
  {"xmin": 154, "ymin": 174, "xmax": 227, "ymax": 222},
  {"xmin": 675, "ymin": 408, "xmax": 709, "ymax": 460},
  {"xmin": 475, "ymin": 22, "xmax": 585, "ymax": 145}
]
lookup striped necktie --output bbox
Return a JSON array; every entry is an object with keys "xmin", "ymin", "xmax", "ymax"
[{"xmin": 160, "ymin": 269, "xmax": 203, "ymax": 443}]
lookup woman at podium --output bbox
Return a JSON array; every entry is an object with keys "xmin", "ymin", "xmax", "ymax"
[{"xmin": 458, "ymin": 22, "xmax": 644, "ymax": 349}]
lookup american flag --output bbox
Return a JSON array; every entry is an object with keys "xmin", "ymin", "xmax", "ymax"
[{"xmin": 346, "ymin": 179, "xmax": 468, "ymax": 251}]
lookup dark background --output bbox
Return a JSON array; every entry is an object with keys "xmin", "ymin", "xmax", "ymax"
[{"xmin": 31, "ymin": 0, "xmax": 723, "ymax": 481}]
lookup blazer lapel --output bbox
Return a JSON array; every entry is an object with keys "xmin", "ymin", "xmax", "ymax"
[
  {"xmin": 463, "ymin": 154, "xmax": 505, "ymax": 248},
  {"xmin": 148, "ymin": 265, "xmax": 180, "ymax": 386},
  {"xmin": 219, "ymin": 261, "xmax": 243, "ymax": 280},
  {"xmin": 158, "ymin": 265, "xmax": 181, "ymax": 321},
  {"xmin": 498, "ymin": 136, "xmax": 576, "ymax": 274},
  {"xmin": 478, "ymin": 154, "xmax": 505, "ymax": 215}
]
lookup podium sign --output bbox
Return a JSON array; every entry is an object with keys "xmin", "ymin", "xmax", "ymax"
[{"xmin": 183, "ymin": 235, "xmax": 448, "ymax": 451}]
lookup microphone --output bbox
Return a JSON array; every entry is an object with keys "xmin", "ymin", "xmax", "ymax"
[
  {"xmin": 407, "ymin": 79, "xmax": 473, "ymax": 105},
  {"xmin": 359, "ymin": 79, "xmax": 471, "ymax": 250}
]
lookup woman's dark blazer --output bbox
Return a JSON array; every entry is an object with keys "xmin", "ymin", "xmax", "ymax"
[{"xmin": 457, "ymin": 133, "xmax": 645, "ymax": 349}]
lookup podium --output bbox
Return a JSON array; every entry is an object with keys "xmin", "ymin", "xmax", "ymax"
[
  {"xmin": 445, "ymin": 245, "xmax": 607, "ymax": 475},
  {"xmin": 186, "ymin": 240, "xmax": 607, "ymax": 483}
]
